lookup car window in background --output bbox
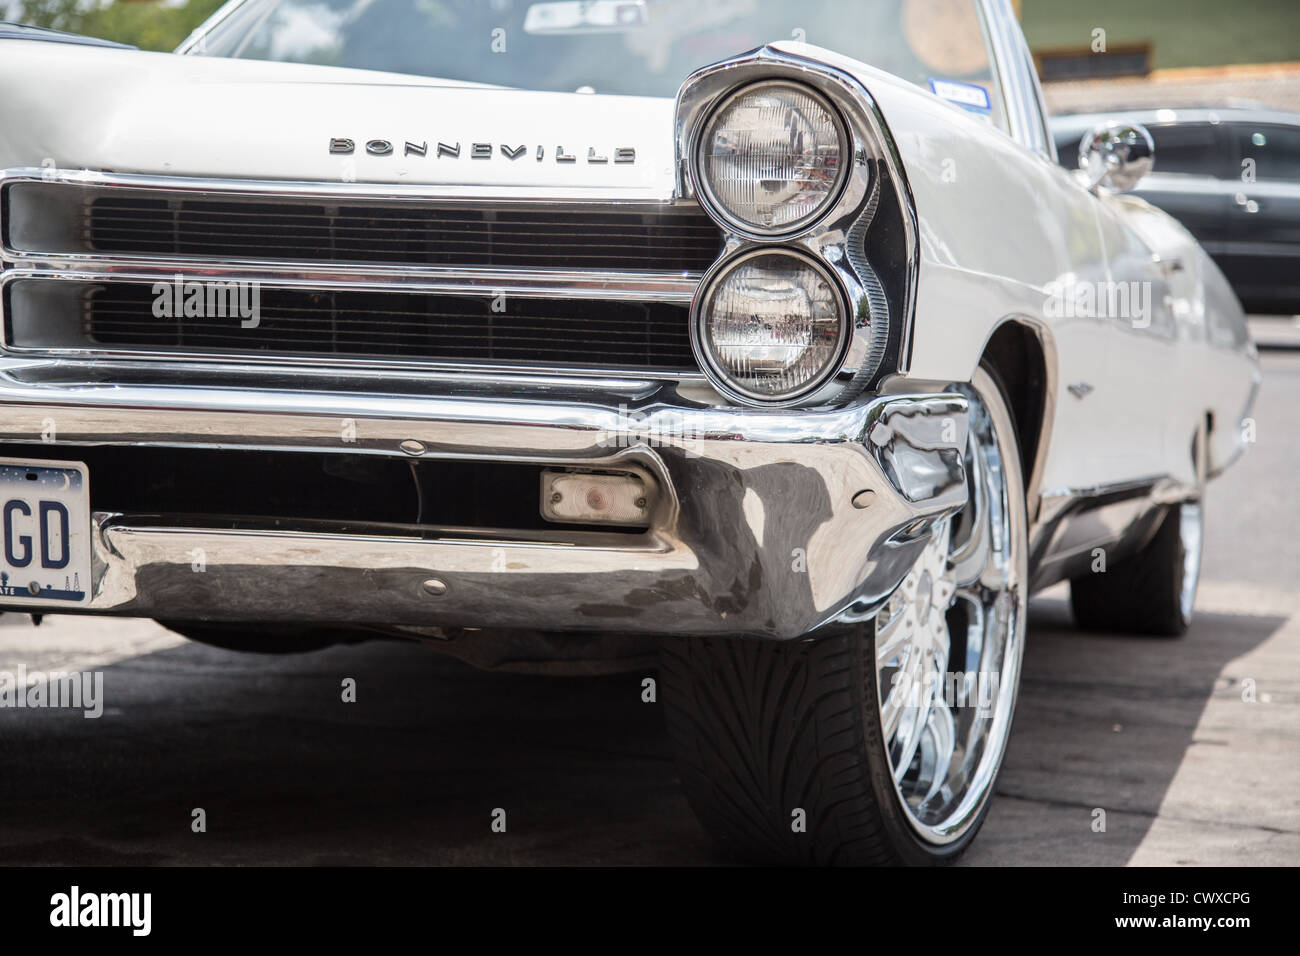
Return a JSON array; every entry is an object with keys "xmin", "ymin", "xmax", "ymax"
[
  {"xmin": 1146, "ymin": 122, "xmax": 1225, "ymax": 177},
  {"xmin": 188, "ymin": 0, "xmax": 1009, "ymax": 130},
  {"xmin": 1053, "ymin": 127, "xmax": 1086, "ymax": 165},
  {"xmin": 1231, "ymin": 123, "xmax": 1300, "ymax": 182}
]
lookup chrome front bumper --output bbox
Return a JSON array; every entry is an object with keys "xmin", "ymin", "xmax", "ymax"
[{"xmin": 0, "ymin": 363, "xmax": 968, "ymax": 639}]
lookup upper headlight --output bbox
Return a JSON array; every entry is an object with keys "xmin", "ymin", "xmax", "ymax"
[{"xmin": 696, "ymin": 81, "xmax": 849, "ymax": 235}]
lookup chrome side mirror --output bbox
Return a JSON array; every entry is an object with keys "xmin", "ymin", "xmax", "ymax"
[{"xmin": 1078, "ymin": 121, "xmax": 1155, "ymax": 192}]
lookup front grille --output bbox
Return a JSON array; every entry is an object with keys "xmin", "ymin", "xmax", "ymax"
[
  {"xmin": 2, "ymin": 178, "xmax": 715, "ymax": 377},
  {"xmin": 26, "ymin": 282, "xmax": 695, "ymax": 370},
  {"xmin": 84, "ymin": 195, "xmax": 721, "ymax": 272}
]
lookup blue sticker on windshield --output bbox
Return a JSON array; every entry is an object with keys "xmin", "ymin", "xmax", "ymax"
[{"xmin": 928, "ymin": 78, "xmax": 991, "ymax": 112}]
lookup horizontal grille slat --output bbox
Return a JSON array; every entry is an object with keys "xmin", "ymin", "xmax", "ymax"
[
  {"xmin": 85, "ymin": 315, "xmax": 691, "ymax": 341},
  {"xmin": 86, "ymin": 195, "xmax": 723, "ymax": 271},
  {"xmin": 75, "ymin": 284, "xmax": 696, "ymax": 370},
  {"xmin": 90, "ymin": 223, "xmax": 720, "ymax": 241}
]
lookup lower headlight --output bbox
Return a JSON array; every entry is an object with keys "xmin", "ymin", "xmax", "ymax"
[{"xmin": 694, "ymin": 250, "xmax": 848, "ymax": 404}]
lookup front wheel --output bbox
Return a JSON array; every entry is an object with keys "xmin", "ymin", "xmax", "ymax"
[{"xmin": 659, "ymin": 367, "xmax": 1029, "ymax": 864}]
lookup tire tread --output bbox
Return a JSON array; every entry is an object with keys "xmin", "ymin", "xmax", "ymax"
[{"xmin": 659, "ymin": 632, "xmax": 901, "ymax": 865}]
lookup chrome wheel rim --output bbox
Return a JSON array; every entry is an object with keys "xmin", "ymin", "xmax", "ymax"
[
  {"xmin": 1178, "ymin": 502, "xmax": 1203, "ymax": 623},
  {"xmin": 874, "ymin": 375, "xmax": 1026, "ymax": 845}
]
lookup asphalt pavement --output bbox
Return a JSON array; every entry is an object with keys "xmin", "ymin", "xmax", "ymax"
[{"xmin": 0, "ymin": 353, "xmax": 1296, "ymax": 866}]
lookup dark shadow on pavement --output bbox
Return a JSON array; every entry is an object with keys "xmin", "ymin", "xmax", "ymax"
[
  {"xmin": 0, "ymin": 596, "xmax": 1283, "ymax": 865},
  {"xmin": 964, "ymin": 597, "xmax": 1285, "ymax": 865}
]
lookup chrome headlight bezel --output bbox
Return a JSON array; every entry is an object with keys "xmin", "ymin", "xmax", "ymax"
[
  {"xmin": 674, "ymin": 45, "xmax": 921, "ymax": 408},
  {"xmin": 690, "ymin": 246, "xmax": 853, "ymax": 407},
  {"xmin": 691, "ymin": 79, "xmax": 852, "ymax": 240}
]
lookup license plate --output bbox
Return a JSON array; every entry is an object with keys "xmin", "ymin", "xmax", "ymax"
[{"xmin": 0, "ymin": 458, "xmax": 91, "ymax": 607}]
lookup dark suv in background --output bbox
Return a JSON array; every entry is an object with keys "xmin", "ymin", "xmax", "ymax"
[{"xmin": 1052, "ymin": 108, "xmax": 1300, "ymax": 314}]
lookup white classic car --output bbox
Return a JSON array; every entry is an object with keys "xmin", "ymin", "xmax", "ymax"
[{"xmin": 0, "ymin": 0, "xmax": 1259, "ymax": 864}]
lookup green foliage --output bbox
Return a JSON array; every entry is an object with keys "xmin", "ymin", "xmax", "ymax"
[{"xmin": 12, "ymin": 0, "xmax": 229, "ymax": 52}]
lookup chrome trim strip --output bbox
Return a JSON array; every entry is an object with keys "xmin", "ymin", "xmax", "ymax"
[
  {"xmin": 0, "ymin": 167, "xmax": 688, "ymax": 208},
  {"xmin": 979, "ymin": 0, "xmax": 1050, "ymax": 157},
  {"xmin": 0, "ymin": 370, "xmax": 931, "ymax": 451},
  {"xmin": 1029, "ymin": 475, "xmax": 1196, "ymax": 592},
  {"xmin": 0, "ymin": 356, "xmax": 672, "ymax": 396},
  {"xmin": 0, "ymin": 262, "xmax": 699, "ymax": 303},
  {"xmin": 174, "ymin": 0, "xmax": 246, "ymax": 53},
  {"xmin": 0, "ymin": 350, "xmax": 705, "ymax": 384}
]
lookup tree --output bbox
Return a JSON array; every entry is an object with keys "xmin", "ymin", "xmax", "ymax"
[{"xmin": 8, "ymin": 0, "xmax": 228, "ymax": 51}]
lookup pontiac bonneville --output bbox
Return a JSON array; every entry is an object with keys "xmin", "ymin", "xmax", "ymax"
[{"xmin": 0, "ymin": 0, "xmax": 1259, "ymax": 864}]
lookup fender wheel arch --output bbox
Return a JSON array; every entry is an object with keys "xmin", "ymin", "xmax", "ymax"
[{"xmin": 978, "ymin": 319, "xmax": 1053, "ymax": 520}]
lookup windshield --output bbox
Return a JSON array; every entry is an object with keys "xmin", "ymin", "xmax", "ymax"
[{"xmin": 189, "ymin": 0, "xmax": 1007, "ymax": 128}]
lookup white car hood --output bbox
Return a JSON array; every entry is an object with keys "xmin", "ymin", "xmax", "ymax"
[{"xmin": 0, "ymin": 40, "xmax": 677, "ymax": 199}]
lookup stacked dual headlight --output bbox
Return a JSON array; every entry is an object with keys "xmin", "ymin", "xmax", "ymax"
[
  {"xmin": 690, "ymin": 81, "xmax": 855, "ymax": 405},
  {"xmin": 696, "ymin": 250, "xmax": 845, "ymax": 402}
]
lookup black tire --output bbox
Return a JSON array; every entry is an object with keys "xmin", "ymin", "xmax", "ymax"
[
  {"xmin": 1069, "ymin": 499, "xmax": 1202, "ymax": 637},
  {"xmin": 660, "ymin": 627, "xmax": 969, "ymax": 865},
  {"xmin": 658, "ymin": 367, "xmax": 1029, "ymax": 865}
]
